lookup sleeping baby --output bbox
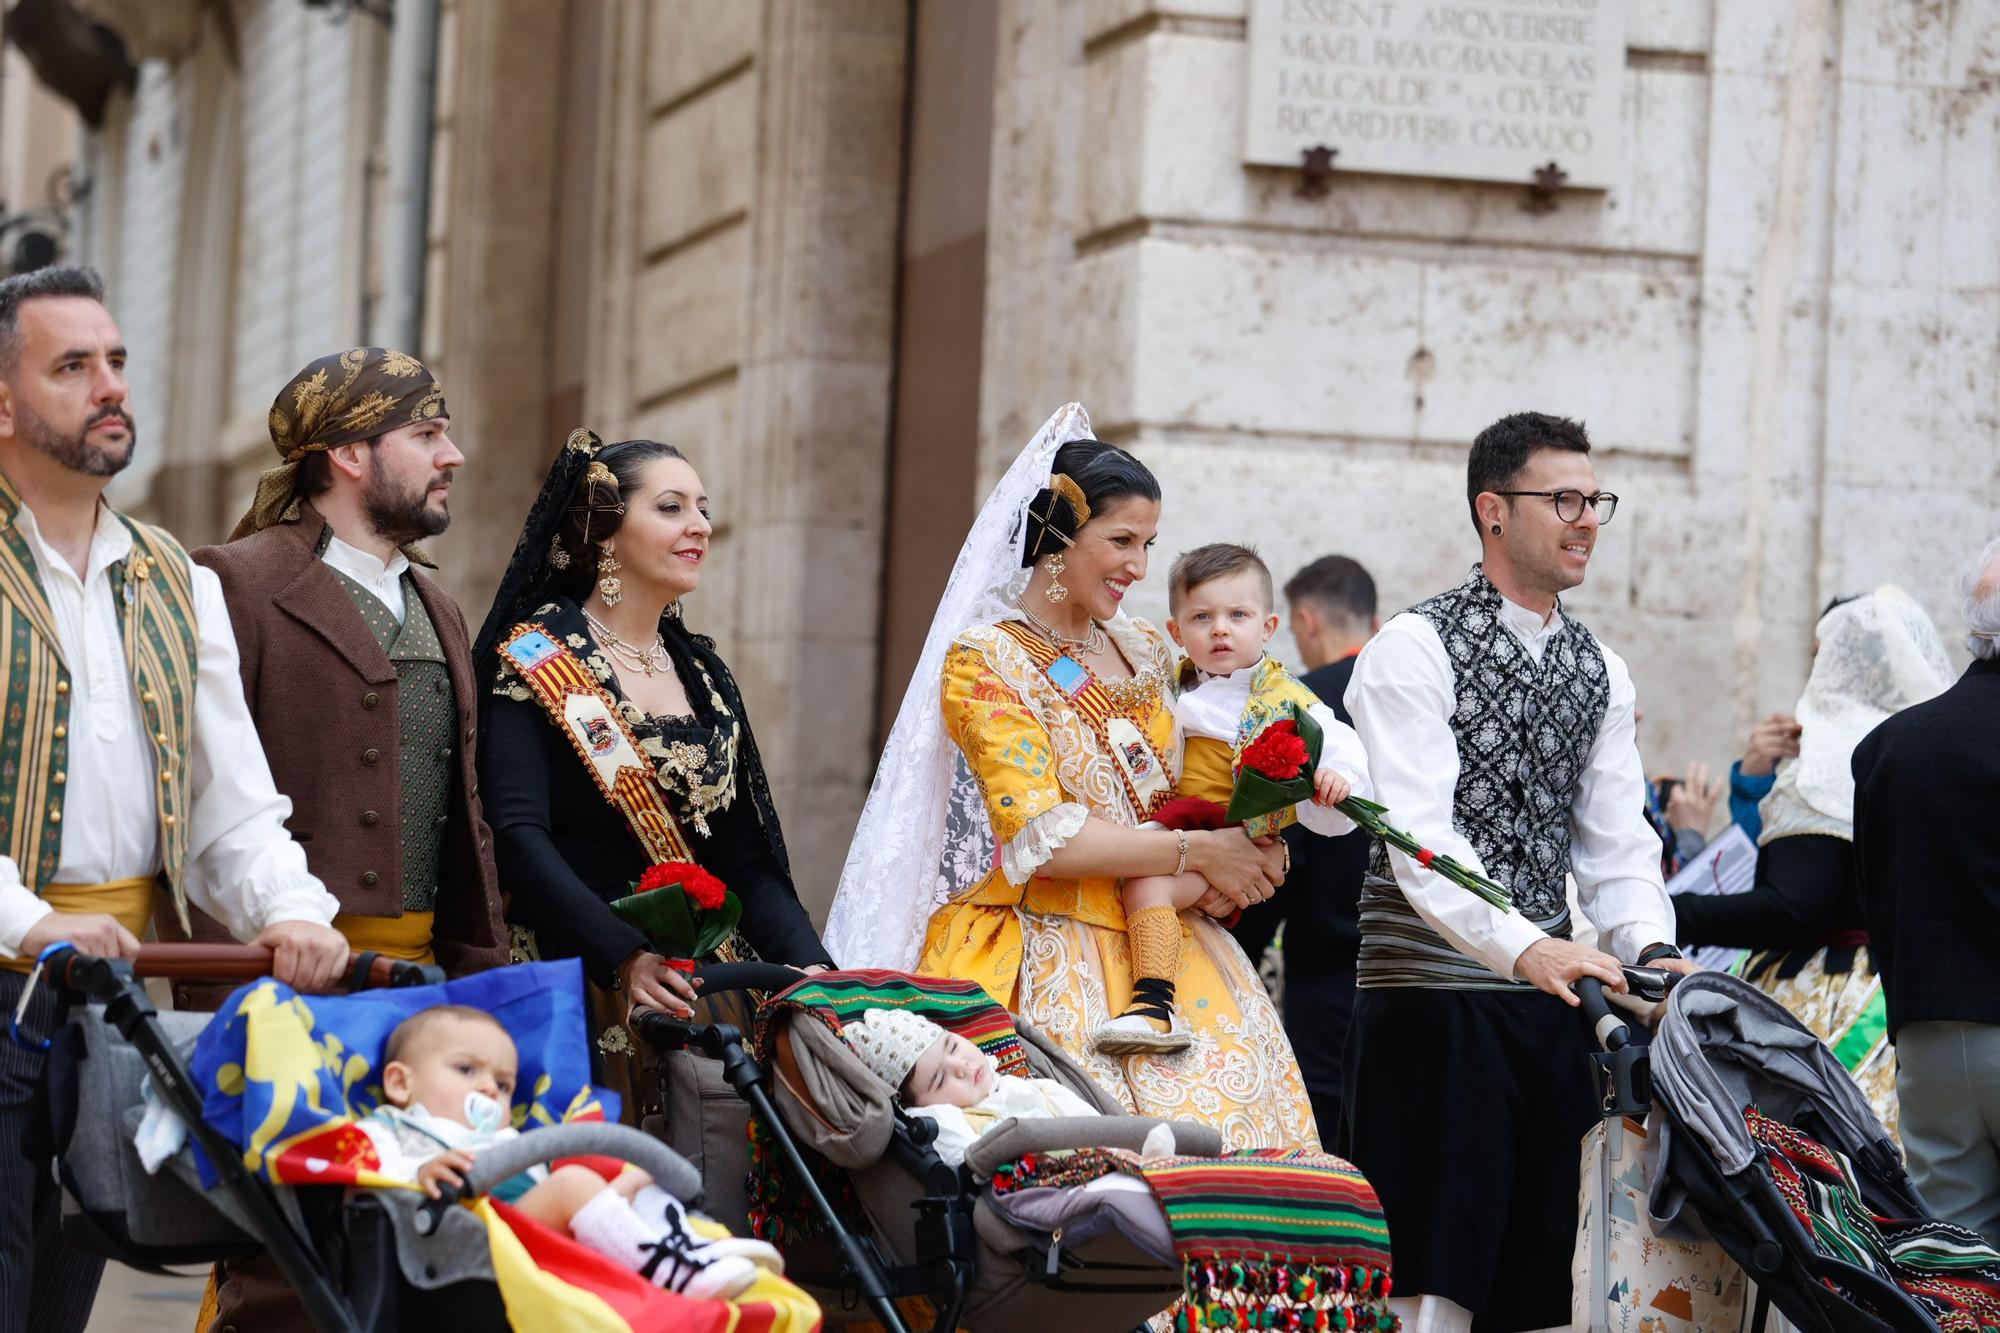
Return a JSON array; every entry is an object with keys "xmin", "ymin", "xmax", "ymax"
[{"xmin": 839, "ymin": 1007, "xmax": 1173, "ymax": 1167}]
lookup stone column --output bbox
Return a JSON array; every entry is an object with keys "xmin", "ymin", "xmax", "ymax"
[{"xmin": 730, "ymin": 0, "xmax": 908, "ymax": 921}]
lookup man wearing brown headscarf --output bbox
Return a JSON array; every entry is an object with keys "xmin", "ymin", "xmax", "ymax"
[{"xmin": 163, "ymin": 349, "xmax": 506, "ymax": 1331}]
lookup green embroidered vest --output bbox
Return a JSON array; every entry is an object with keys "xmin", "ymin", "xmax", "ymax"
[
  {"xmin": 0, "ymin": 470, "xmax": 199, "ymax": 908},
  {"xmin": 330, "ymin": 569, "xmax": 454, "ymax": 911}
]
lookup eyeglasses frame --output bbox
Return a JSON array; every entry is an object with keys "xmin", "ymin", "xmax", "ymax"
[{"xmin": 1489, "ymin": 489, "xmax": 1620, "ymax": 524}]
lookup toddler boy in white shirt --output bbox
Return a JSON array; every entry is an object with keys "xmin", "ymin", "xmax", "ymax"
[{"xmin": 1095, "ymin": 544, "xmax": 1372, "ymax": 1056}]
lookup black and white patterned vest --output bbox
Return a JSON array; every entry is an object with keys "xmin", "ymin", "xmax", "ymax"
[{"xmin": 1358, "ymin": 565, "xmax": 1611, "ymax": 989}]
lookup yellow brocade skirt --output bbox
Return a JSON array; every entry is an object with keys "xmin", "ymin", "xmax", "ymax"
[
  {"xmin": 920, "ymin": 869, "xmax": 1320, "ymax": 1151},
  {"xmin": 332, "ymin": 909, "xmax": 437, "ymax": 965}
]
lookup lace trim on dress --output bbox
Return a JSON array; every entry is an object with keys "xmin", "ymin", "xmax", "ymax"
[{"xmin": 1000, "ymin": 802, "xmax": 1089, "ymax": 886}]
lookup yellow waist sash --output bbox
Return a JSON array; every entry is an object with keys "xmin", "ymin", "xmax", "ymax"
[
  {"xmin": 332, "ymin": 910, "xmax": 437, "ymax": 965},
  {"xmin": 2, "ymin": 877, "xmax": 157, "ymax": 973},
  {"xmin": 1180, "ymin": 735, "xmax": 1237, "ymax": 807}
]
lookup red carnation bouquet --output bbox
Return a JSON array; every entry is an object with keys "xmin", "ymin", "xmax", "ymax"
[
  {"xmin": 1226, "ymin": 707, "xmax": 1325, "ymax": 838},
  {"xmin": 607, "ymin": 861, "xmax": 740, "ymax": 968}
]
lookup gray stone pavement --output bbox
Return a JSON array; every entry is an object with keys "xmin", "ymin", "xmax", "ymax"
[{"xmin": 85, "ymin": 1261, "xmax": 207, "ymax": 1331}]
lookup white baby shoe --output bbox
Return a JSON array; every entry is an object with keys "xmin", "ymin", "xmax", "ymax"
[{"xmin": 1092, "ymin": 1010, "xmax": 1192, "ymax": 1056}]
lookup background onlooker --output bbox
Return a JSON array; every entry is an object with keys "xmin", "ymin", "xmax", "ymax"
[
  {"xmin": 1730, "ymin": 713, "xmax": 1803, "ymax": 844},
  {"xmin": 1853, "ymin": 538, "xmax": 2000, "ymax": 1243},
  {"xmin": 1231, "ymin": 554, "xmax": 1378, "ymax": 1137},
  {"xmin": 1672, "ymin": 587, "xmax": 1955, "ymax": 1142}
]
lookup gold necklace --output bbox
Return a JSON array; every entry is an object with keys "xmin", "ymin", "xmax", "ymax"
[
  {"xmin": 1020, "ymin": 606, "xmax": 1109, "ymax": 657},
  {"xmin": 584, "ymin": 608, "xmax": 671, "ymax": 676}
]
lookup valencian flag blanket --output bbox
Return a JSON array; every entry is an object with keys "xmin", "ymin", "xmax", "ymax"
[
  {"xmin": 188, "ymin": 958, "xmax": 615, "ymax": 1189},
  {"xmin": 188, "ymin": 958, "xmax": 823, "ymax": 1331}
]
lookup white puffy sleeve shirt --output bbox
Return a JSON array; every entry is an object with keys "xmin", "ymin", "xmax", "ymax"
[
  {"xmin": 1343, "ymin": 602, "xmax": 1673, "ymax": 982},
  {"xmin": 0, "ymin": 505, "xmax": 339, "ymax": 958}
]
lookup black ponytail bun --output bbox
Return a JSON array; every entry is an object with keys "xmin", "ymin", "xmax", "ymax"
[{"xmin": 1019, "ymin": 439, "xmax": 1161, "ymax": 566}]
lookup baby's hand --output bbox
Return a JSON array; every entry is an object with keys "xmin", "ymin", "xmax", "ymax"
[
  {"xmin": 1313, "ymin": 768, "xmax": 1351, "ymax": 807},
  {"xmin": 416, "ymin": 1149, "xmax": 477, "ymax": 1199}
]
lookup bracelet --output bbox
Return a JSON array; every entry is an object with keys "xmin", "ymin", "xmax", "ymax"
[
  {"xmin": 1636, "ymin": 942, "xmax": 1684, "ymax": 965},
  {"xmin": 1173, "ymin": 830, "xmax": 1190, "ymax": 876}
]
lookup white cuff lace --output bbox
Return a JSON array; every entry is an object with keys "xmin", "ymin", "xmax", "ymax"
[{"xmin": 1000, "ymin": 803, "xmax": 1089, "ymax": 886}]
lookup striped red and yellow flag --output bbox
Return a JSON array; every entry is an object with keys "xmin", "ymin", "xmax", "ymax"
[{"xmin": 475, "ymin": 1197, "xmax": 822, "ymax": 1333}]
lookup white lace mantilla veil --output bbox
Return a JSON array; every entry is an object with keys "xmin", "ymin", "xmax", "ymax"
[
  {"xmin": 824, "ymin": 403, "xmax": 1099, "ymax": 969},
  {"xmin": 1758, "ymin": 584, "xmax": 1954, "ymax": 844}
]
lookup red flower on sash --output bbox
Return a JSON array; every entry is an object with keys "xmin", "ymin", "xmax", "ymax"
[{"xmin": 1239, "ymin": 719, "xmax": 1310, "ymax": 782}]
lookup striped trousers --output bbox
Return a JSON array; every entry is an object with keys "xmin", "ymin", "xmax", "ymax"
[{"xmin": 0, "ymin": 969, "xmax": 105, "ymax": 1333}]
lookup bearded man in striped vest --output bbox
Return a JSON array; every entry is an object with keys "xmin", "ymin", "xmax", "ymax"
[{"xmin": 0, "ymin": 266, "xmax": 349, "ymax": 1333}]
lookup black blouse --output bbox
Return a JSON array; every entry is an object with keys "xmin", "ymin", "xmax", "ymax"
[
  {"xmin": 478, "ymin": 601, "xmax": 832, "ymax": 985},
  {"xmin": 1671, "ymin": 832, "xmax": 1862, "ymax": 951}
]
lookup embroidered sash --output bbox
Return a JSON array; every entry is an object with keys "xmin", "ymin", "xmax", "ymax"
[
  {"xmin": 993, "ymin": 620, "xmax": 1174, "ymax": 821},
  {"xmin": 498, "ymin": 622, "xmax": 694, "ymax": 865}
]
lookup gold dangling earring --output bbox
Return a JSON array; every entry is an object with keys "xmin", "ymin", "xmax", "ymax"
[
  {"xmin": 597, "ymin": 550, "xmax": 624, "ymax": 607},
  {"xmin": 1043, "ymin": 552, "xmax": 1069, "ymax": 604}
]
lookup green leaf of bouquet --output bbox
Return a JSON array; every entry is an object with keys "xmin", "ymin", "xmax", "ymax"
[
  {"xmin": 608, "ymin": 886, "xmax": 698, "ymax": 958},
  {"xmin": 692, "ymin": 892, "xmax": 743, "ymax": 958},
  {"xmin": 1226, "ymin": 768, "xmax": 1314, "ymax": 824}
]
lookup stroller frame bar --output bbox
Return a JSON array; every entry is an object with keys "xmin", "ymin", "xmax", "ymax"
[
  {"xmin": 50, "ymin": 947, "xmax": 365, "ymax": 1333},
  {"xmin": 638, "ymin": 1007, "xmax": 940, "ymax": 1333}
]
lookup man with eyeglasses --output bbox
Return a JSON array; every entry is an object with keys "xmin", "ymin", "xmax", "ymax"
[{"xmin": 1341, "ymin": 412, "xmax": 1695, "ymax": 1333}]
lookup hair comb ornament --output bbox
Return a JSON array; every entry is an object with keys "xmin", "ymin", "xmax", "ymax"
[
  {"xmin": 568, "ymin": 457, "xmax": 628, "ymax": 548},
  {"xmin": 563, "ymin": 427, "xmax": 603, "ymax": 456},
  {"xmin": 1021, "ymin": 471, "xmax": 1093, "ymax": 569},
  {"xmin": 1049, "ymin": 473, "xmax": 1091, "ymax": 527}
]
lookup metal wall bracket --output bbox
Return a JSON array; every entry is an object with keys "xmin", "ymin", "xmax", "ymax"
[
  {"xmin": 1297, "ymin": 144, "xmax": 1338, "ymax": 199},
  {"xmin": 1524, "ymin": 161, "xmax": 1568, "ymax": 215}
]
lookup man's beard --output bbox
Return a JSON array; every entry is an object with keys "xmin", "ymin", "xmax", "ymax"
[
  {"xmin": 362, "ymin": 458, "xmax": 451, "ymax": 545},
  {"xmin": 16, "ymin": 399, "xmax": 135, "ymax": 477}
]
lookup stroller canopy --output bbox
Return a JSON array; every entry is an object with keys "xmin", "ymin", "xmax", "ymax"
[{"xmin": 1649, "ymin": 972, "xmax": 1893, "ymax": 1178}]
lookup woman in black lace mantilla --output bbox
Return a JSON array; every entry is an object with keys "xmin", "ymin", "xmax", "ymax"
[{"xmin": 473, "ymin": 432, "xmax": 832, "ymax": 1026}]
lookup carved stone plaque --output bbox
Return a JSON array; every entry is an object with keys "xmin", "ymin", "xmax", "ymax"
[{"xmin": 1243, "ymin": 0, "xmax": 1627, "ymax": 189}]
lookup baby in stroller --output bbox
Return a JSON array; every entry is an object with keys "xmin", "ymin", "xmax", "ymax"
[
  {"xmin": 354, "ymin": 1002, "xmax": 782, "ymax": 1298},
  {"xmin": 841, "ymin": 1007, "xmax": 1172, "ymax": 1167}
]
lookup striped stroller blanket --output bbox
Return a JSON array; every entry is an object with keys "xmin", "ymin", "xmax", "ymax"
[{"xmin": 1749, "ymin": 1106, "xmax": 2000, "ymax": 1331}]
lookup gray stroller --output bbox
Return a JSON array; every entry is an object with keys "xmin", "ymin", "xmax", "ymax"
[
  {"xmin": 1583, "ymin": 970, "xmax": 1996, "ymax": 1333},
  {"xmin": 26, "ymin": 943, "xmax": 727, "ymax": 1332}
]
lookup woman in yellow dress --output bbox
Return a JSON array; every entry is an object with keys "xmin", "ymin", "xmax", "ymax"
[{"xmin": 827, "ymin": 405, "xmax": 1319, "ymax": 1150}]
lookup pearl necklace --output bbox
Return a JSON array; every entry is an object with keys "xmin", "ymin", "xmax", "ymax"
[
  {"xmin": 584, "ymin": 608, "xmax": 671, "ymax": 676},
  {"xmin": 1020, "ymin": 606, "xmax": 1109, "ymax": 658}
]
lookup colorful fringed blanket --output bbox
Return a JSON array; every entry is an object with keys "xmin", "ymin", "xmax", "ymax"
[
  {"xmin": 1748, "ymin": 1106, "xmax": 2000, "ymax": 1331},
  {"xmin": 994, "ymin": 1148, "xmax": 1397, "ymax": 1332},
  {"xmin": 753, "ymin": 968, "xmax": 1031, "ymax": 1074},
  {"xmin": 747, "ymin": 969, "xmax": 1031, "ymax": 1243}
]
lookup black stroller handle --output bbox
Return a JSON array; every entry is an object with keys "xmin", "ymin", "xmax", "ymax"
[
  {"xmin": 692, "ymin": 960, "xmax": 811, "ymax": 995},
  {"xmin": 1576, "ymin": 976, "xmax": 1632, "ymax": 1052},
  {"xmin": 416, "ymin": 1122, "xmax": 703, "ymax": 1236}
]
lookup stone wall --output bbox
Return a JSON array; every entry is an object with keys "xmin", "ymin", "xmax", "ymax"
[
  {"xmin": 584, "ymin": 0, "xmax": 909, "ymax": 917},
  {"xmin": 977, "ymin": 0, "xmax": 2000, "ymax": 789}
]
